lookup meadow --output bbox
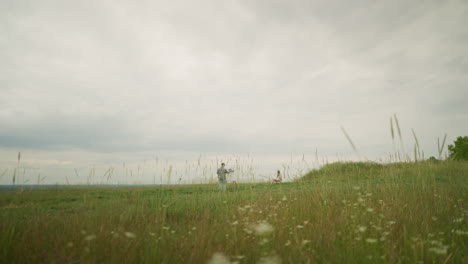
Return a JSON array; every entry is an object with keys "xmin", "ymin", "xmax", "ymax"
[{"xmin": 0, "ymin": 160, "xmax": 467, "ymax": 263}]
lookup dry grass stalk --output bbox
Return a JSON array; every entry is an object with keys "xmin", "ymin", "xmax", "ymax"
[
  {"xmin": 1, "ymin": 169, "xmax": 8, "ymax": 179},
  {"xmin": 340, "ymin": 126, "xmax": 360, "ymax": 159},
  {"xmin": 12, "ymin": 168, "xmax": 16, "ymax": 185},
  {"xmin": 438, "ymin": 134, "xmax": 447, "ymax": 160},
  {"xmin": 393, "ymin": 114, "xmax": 407, "ymax": 161},
  {"xmin": 411, "ymin": 129, "xmax": 421, "ymax": 161}
]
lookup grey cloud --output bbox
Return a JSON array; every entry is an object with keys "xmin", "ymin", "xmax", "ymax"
[{"xmin": 1, "ymin": 0, "xmax": 467, "ymax": 160}]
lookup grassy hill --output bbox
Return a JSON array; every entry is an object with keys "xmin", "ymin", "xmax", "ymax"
[{"xmin": 0, "ymin": 160, "xmax": 467, "ymax": 263}]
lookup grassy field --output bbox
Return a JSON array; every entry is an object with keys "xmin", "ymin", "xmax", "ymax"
[{"xmin": 0, "ymin": 160, "xmax": 467, "ymax": 263}]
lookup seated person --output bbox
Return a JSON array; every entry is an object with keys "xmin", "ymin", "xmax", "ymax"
[{"xmin": 272, "ymin": 170, "xmax": 282, "ymax": 183}]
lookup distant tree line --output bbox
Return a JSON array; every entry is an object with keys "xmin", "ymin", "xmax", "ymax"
[{"xmin": 448, "ymin": 136, "xmax": 468, "ymax": 161}]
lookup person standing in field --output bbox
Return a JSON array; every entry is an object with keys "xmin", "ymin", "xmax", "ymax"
[{"xmin": 217, "ymin": 163, "xmax": 230, "ymax": 191}]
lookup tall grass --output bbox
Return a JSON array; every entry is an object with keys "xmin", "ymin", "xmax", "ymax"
[{"xmin": 0, "ymin": 160, "xmax": 466, "ymax": 263}]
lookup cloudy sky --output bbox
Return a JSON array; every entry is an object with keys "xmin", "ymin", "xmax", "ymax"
[{"xmin": 1, "ymin": 0, "xmax": 467, "ymax": 184}]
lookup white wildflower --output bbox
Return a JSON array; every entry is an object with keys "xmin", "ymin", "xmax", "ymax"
[
  {"xmin": 358, "ymin": 226, "xmax": 367, "ymax": 232},
  {"xmin": 124, "ymin": 232, "xmax": 136, "ymax": 238},
  {"xmin": 454, "ymin": 230, "xmax": 468, "ymax": 235},
  {"xmin": 207, "ymin": 252, "xmax": 231, "ymax": 264},
  {"xmin": 429, "ymin": 246, "xmax": 448, "ymax": 255},
  {"xmin": 253, "ymin": 223, "xmax": 274, "ymax": 236},
  {"xmin": 257, "ymin": 255, "xmax": 282, "ymax": 264},
  {"xmin": 84, "ymin": 235, "xmax": 96, "ymax": 241},
  {"xmin": 243, "ymin": 228, "xmax": 253, "ymax": 234},
  {"xmin": 365, "ymin": 238, "xmax": 377, "ymax": 243}
]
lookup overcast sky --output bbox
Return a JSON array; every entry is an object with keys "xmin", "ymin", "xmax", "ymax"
[{"xmin": 1, "ymin": 0, "xmax": 467, "ymax": 184}]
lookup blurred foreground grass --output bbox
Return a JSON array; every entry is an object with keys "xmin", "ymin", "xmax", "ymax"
[{"xmin": 0, "ymin": 160, "xmax": 467, "ymax": 263}]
